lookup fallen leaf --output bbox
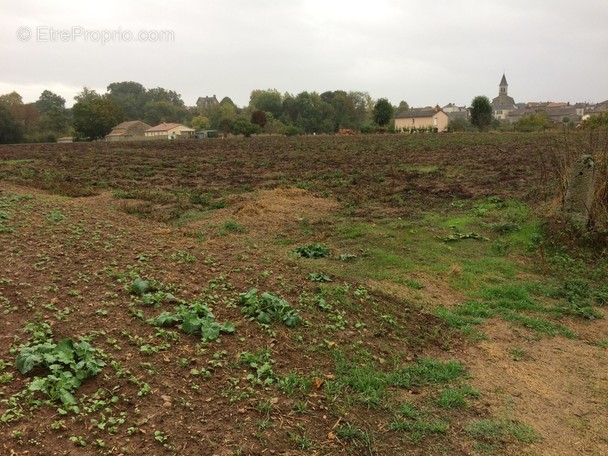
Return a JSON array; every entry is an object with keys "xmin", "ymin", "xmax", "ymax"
[{"xmin": 312, "ymin": 377, "xmax": 324, "ymax": 389}]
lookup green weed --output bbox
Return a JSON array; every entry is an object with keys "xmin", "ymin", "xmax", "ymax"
[
  {"xmin": 239, "ymin": 288, "xmax": 301, "ymax": 327},
  {"xmin": 239, "ymin": 348, "xmax": 275, "ymax": 386},
  {"xmin": 292, "ymin": 243, "xmax": 330, "ymax": 258},
  {"xmin": 152, "ymin": 300, "xmax": 235, "ymax": 342},
  {"xmin": 11, "ymin": 325, "xmax": 105, "ymax": 408}
]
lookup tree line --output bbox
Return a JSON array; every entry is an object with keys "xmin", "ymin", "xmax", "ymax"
[
  {"xmin": 0, "ymin": 81, "xmax": 408, "ymax": 143},
  {"xmin": 4, "ymin": 81, "xmax": 573, "ymax": 144}
]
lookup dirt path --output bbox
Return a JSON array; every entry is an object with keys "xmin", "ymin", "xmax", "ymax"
[{"xmin": 465, "ymin": 319, "xmax": 608, "ymax": 455}]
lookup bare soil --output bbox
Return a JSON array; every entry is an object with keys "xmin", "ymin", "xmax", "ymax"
[{"xmin": 1, "ymin": 134, "xmax": 607, "ymax": 456}]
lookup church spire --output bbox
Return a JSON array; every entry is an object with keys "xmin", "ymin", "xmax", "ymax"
[{"xmin": 499, "ymin": 74, "xmax": 508, "ymax": 96}]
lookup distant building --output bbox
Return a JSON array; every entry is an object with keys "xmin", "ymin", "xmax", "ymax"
[
  {"xmin": 57, "ymin": 136, "xmax": 73, "ymax": 143},
  {"xmin": 586, "ymin": 100, "xmax": 608, "ymax": 117},
  {"xmin": 442, "ymin": 103, "xmax": 468, "ymax": 121},
  {"xmin": 574, "ymin": 103, "xmax": 590, "ymax": 117},
  {"xmin": 492, "ymin": 74, "xmax": 516, "ymax": 120},
  {"xmin": 144, "ymin": 123, "xmax": 195, "ymax": 140},
  {"xmin": 509, "ymin": 102, "xmax": 582, "ymax": 126},
  {"xmin": 394, "ymin": 106, "xmax": 449, "ymax": 132},
  {"xmin": 105, "ymin": 120, "xmax": 151, "ymax": 142},
  {"xmin": 545, "ymin": 105, "xmax": 580, "ymax": 125},
  {"xmin": 195, "ymin": 130, "xmax": 219, "ymax": 139},
  {"xmin": 196, "ymin": 95, "xmax": 219, "ymax": 110}
]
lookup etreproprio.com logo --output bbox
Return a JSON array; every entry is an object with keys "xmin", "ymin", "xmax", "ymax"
[{"xmin": 16, "ymin": 26, "xmax": 175, "ymax": 45}]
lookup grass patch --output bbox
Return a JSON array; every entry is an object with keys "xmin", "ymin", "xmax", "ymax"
[
  {"xmin": 220, "ymin": 219, "xmax": 246, "ymax": 235},
  {"xmin": 500, "ymin": 311, "xmax": 576, "ymax": 338},
  {"xmin": 389, "ymin": 403, "xmax": 448, "ymax": 443},
  {"xmin": 465, "ymin": 419, "xmax": 540, "ymax": 445},
  {"xmin": 329, "ymin": 354, "xmax": 467, "ymax": 408}
]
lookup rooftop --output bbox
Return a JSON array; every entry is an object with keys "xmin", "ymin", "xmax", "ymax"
[
  {"xmin": 145, "ymin": 123, "xmax": 188, "ymax": 132},
  {"xmin": 395, "ymin": 107, "xmax": 442, "ymax": 118}
]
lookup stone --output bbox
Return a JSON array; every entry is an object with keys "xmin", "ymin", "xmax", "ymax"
[{"xmin": 564, "ymin": 155, "xmax": 595, "ymax": 229}]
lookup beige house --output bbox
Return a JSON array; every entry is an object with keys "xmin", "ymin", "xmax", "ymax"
[
  {"xmin": 144, "ymin": 123, "xmax": 195, "ymax": 139},
  {"xmin": 105, "ymin": 120, "xmax": 151, "ymax": 142},
  {"xmin": 394, "ymin": 106, "xmax": 449, "ymax": 132}
]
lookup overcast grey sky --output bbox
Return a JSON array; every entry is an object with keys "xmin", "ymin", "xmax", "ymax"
[{"xmin": 1, "ymin": 0, "xmax": 607, "ymax": 108}]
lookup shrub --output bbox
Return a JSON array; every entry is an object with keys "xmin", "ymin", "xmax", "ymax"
[{"xmin": 283, "ymin": 125, "xmax": 301, "ymax": 136}]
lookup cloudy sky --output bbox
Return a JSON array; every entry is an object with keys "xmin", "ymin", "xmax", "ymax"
[{"xmin": 1, "ymin": 0, "xmax": 607, "ymax": 108}]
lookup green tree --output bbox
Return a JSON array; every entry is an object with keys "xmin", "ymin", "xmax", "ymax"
[
  {"xmin": 372, "ymin": 98, "xmax": 394, "ymax": 127},
  {"xmin": 281, "ymin": 93, "xmax": 299, "ymax": 125},
  {"xmin": 146, "ymin": 87, "xmax": 184, "ymax": 107},
  {"xmin": 15, "ymin": 104, "xmax": 41, "ymax": 136},
  {"xmin": 220, "ymin": 96, "xmax": 236, "ymax": 107},
  {"xmin": 73, "ymin": 97, "xmax": 124, "ymax": 140},
  {"xmin": 348, "ymin": 91, "xmax": 373, "ymax": 127},
  {"xmin": 36, "ymin": 90, "xmax": 68, "ymax": 134},
  {"xmin": 106, "ymin": 81, "xmax": 148, "ymax": 120},
  {"xmin": 217, "ymin": 103, "xmax": 237, "ymax": 135},
  {"xmin": 321, "ymin": 91, "xmax": 346, "ymax": 131},
  {"xmin": 295, "ymin": 91, "xmax": 324, "ymax": 133},
  {"xmin": 0, "ymin": 91, "xmax": 23, "ymax": 107},
  {"xmin": 1, "ymin": 92, "xmax": 40, "ymax": 139},
  {"xmin": 397, "ymin": 100, "xmax": 410, "ymax": 112},
  {"xmin": 232, "ymin": 118, "xmax": 261, "ymax": 137},
  {"xmin": 470, "ymin": 96, "xmax": 493, "ymax": 132},
  {"xmin": 448, "ymin": 116, "xmax": 473, "ymax": 132},
  {"xmin": 264, "ymin": 116, "xmax": 287, "ymax": 135},
  {"xmin": 74, "ymin": 87, "xmax": 101, "ymax": 104},
  {"xmin": 0, "ymin": 104, "xmax": 23, "ymax": 143},
  {"xmin": 515, "ymin": 112, "xmax": 549, "ymax": 132},
  {"xmin": 36, "ymin": 90, "xmax": 65, "ymax": 114},
  {"xmin": 143, "ymin": 100, "xmax": 182, "ymax": 125},
  {"xmin": 191, "ymin": 115, "xmax": 210, "ymax": 131},
  {"xmin": 249, "ymin": 89, "xmax": 282, "ymax": 118}
]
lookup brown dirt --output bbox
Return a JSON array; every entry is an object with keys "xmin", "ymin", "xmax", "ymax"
[
  {"xmin": 0, "ymin": 181, "xmax": 465, "ymax": 455},
  {"xmin": 1, "ymin": 134, "xmax": 607, "ymax": 455},
  {"xmin": 465, "ymin": 318, "xmax": 608, "ymax": 456},
  {"xmin": 197, "ymin": 187, "xmax": 340, "ymax": 237}
]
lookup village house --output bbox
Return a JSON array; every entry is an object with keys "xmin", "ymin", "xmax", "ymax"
[
  {"xmin": 144, "ymin": 122, "xmax": 195, "ymax": 140},
  {"xmin": 105, "ymin": 120, "xmax": 151, "ymax": 142},
  {"xmin": 545, "ymin": 105, "xmax": 580, "ymax": 125},
  {"xmin": 442, "ymin": 103, "xmax": 468, "ymax": 121},
  {"xmin": 394, "ymin": 106, "xmax": 449, "ymax": 132},
  {"xmin": 196, "ymin": 95, "xmax": 219, "ymax": 110},
  {"xmin": 508, "ymin": 102, "xmax": 582, "ymax": 125}
]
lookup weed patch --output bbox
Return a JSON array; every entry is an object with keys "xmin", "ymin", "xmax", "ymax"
[
  {"xmin": 3, "ymin": 322, "xmax": 105, "ymax": 421},
  {"xmin": 152, "ymin": 300, "xmax": 235, "ymax": 342},
  {"xmin": 292, "ymin": 243, "xmax": 330, "ymax": 258},
  {"xmin": 239, "ymin": 288, "xmax": 301, "ymax": 327}
]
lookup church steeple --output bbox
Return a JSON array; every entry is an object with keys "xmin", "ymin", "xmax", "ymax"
[{"xmin": 499, "ymin": 74, "xmax": 508, "ymax": 96}]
